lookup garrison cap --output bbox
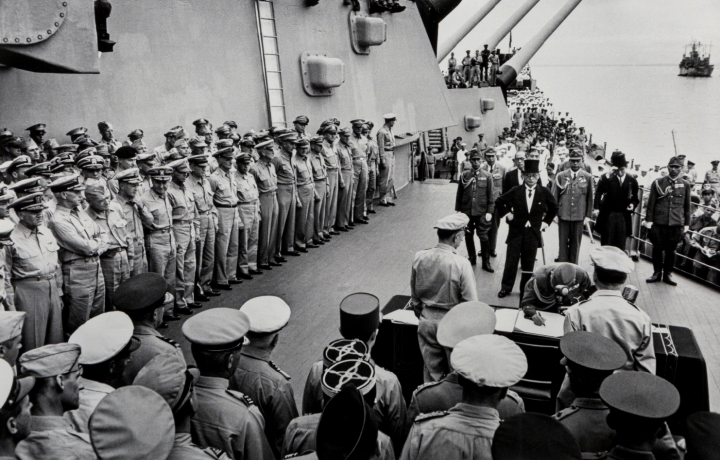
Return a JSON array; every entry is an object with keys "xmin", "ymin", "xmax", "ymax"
[
  {"xmin": 8, "ymin": 193, "xmax": 46, "ymax": 212},
  {"xmin": 146, "ymin": 166, "xmax": 173, "ymax": 181},
  {"xmin": 323, "ymin": 339, "xmax": 368, "ymax": 369},
  {"xmin": 589, "ymin": 245, "xmax": 634, "ymax": 274},
  {"xmin": 236, "ymin": 152, "xmax": 252, "ymax": 163},
  {"xmin": 492, "ymin": 413, "xmax": 581, "ymax": 460},
  {"xmin": 437, "ymin": 301, "xmax": 496, "ymax": 348},
  {"xmin": 182, "ymin": 308, "xmax": 250, "ymax": 351},
  {"xmin": 215, "ymin": 139, "xmax": 234, "ymax": 149},
  {"xmin": 0, "ymin": 219, "xmax": 14, "ymax": 244},
  {"xmin": 451, "ymin": 335, "xmax": 527, "ymax": 387},
  {"xmin": 316, "ymin": 384, "xmax": 379, "ymax": 460},
  {"xmin": 49, "ymin": 174, "xmax": 85, "ymax": 193},
  {"xmin": 9, "ymin": 177, "xmax": 45, "ymax": 195},
  {"xmin": 166, "ymin": 158, "xmax": 190, "ymax": 173},
  {"xmin": 321, "ymin": 359, "xmax": 375, "ymax": 398},
  {"xmin": 134, "ymin": 353, "xmax": 199, "ymax": 412},
  {"xmin": 136, "ymin": 152, "xmax": 156, "ymax": 163},
  {"xmin": 310, "ymin": 135, "xmax": 324, "ymax": 145},
  {"xmin": 187, "ymin": 154, "xmax": 209, "ymax": 165},
  {"xmin": 112, "ymin": 273, "xmax": 169, "ymax": 311},
  {"xmin": 69, "ymin": 311, "xmax": 139, "ymax": 365},
  {"xmin": 294, "ymin": 138, "xmax": 310, "ymax": 149},
  {"xmin": 255, "ymin": 139, "xmax": 275, "ymax": 150},
  {"xmin": 19, "ymin": 343, "xmax": 81, "ymax": 378},
  {"xmin": 469, "ymin": 149, "xmax": 482, "ymax": 160},
  {"xmin": 26, "ymin": 123, "xmax": 47, "ymax": 133},
  {"xmin": 0, "ymin": 311, "xmax": 25, "ymax": 342},
  {"xmin": 560, "ymin": 331, "xmax": 626, "ymax": 371},
  {"xmin": 685, "ymin": 411, "xmax": 720, "ymax": 460},
  {"xmin": 113, "ymin": 168, "xmax": 142, "ymax": 184},
  {"xmin": 66, "ymin": 127, "xmax": 88, "ymax": 138},
  {"xmin": 668, "ymin": 156, "xmax": 683, "ymax": 167},
  {"xmin": 25, "ymin": 162, "xmax": 53, "ymax": 178},
  {"xmin": 213, "ymin": 147, "xmax": 235, "ymax": 159},
  {"xmin": 114, "ymin": 146, "xmax": 137, "ymax": 160},
  {"xmin": 383, "ymin": 113, "xmax": 397, "ymax": 120},
  {"xmin": 7, "ymin": 155, "xmax": 32, "ymax": 174},
  {"xmin": 127, "ymin": 129, "xmax": 144, "ymax": 139},
  {"xmin": 240, "ymin": 296, "xmax": 291, "ymax": 334},
  {"xmin": 77, "ymin": 155, "xmax": 105, "ymax": 170},
  {"xmin": 293, "ymin": 115, "xmax": 310, "ymax": 125},
  {"xmin": 192, "ymin": 118, "xmax": 210, "ymax": 127},
  {"xmin": 0, "ymin": 360, "xmax": 34, "ymax": 412},
  {"xmin": 433, "ymin": 213, "xmax": 470, "ymax": 231},
  {"xmin": 89, "ymin": 386, "xmax": 175, "ymax": 460},
  {"xmin": 339, "ymin": 293, "xmax": 380, "ymax": 343},
  {"xmin": 600, "ymin": 371, "xmax": 680, "ymax": 419}
]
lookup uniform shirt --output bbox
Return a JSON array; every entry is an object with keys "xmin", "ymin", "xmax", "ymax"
[
  {"xmin": 405, "ymin": 372, "xmax": 524, "ymax": 435},
  {"xmin": 208, "ymin": 168, "xmax": 239, "ymax": 207},
  {"xmin": 349, "ymin": 134, "xmax": 368, "ymax": 160},
  {"xmin": 122, "ymin": 324, "xmax": 186, "ymax": 385},
  {"xmin": 480, "ymin": 162, "xmax": 506, "ymax": 202},
  {"xmin": 230, "ymin": 345, "xmax": 299, "ymax": 459},
  {"xmin": 336, "ymin": 143, "xmax": 353, "ymax": 171},
  {"xmin": 321, "ymin": 140, "xmax": 340, "ymax": 170},
  {"xmin": 410, "ymin": 243, "xmax": 478, "ymax": 311},
  {"xmin": 187, "ymin": 174, "xmax": 215, "ymax": 215},
  {"xmin": 704, "ymin": 169, "xmax": 720, "ymax": 186},
  {"xmin": 140, "ymin": 189, "xmax": 174, "ymax": 231},
  {"xmin": 235, "ymin": 171, "xmax": 260, "ymax": 203},
  {"xmin": 15, "ymin": 415, "xmax": 97, "ymax": 460},
  {"xmin": 282, "ymin": 413, "xmax": 395, "ymax": 460},
  {"xmin": 455, "ymin": 168, "xmax": 495, "ymax": 216},
  {"xmin": 646, "ymin": 176, "xmax": 692, "ymax": 227},
  {"xmin": 309, "ymin": 152, "xmax": 327, "ymax": 181},
  {"xmin": 167, "ymin": 181, "xmax": 198, "ymax": 235},
  {"xmin": 8, "ymin": 223, "xmax": 60, "ymax": 280},
  {"xmin": 114, "ymin": 194, "xmax": 151, "ymax": 242},
  {"xmin": 272, "ymin": 151, "xmax": 297, "ymax": 186},
  {"xmin": 377, "ymin": 126, "xmax": 395, "ymax": 157},
  {"xmin": 294, "ymin": 155, "xmax": 314, "ymax": 187},
  {"xmin": 64, "ymin": 377, "xmax": 114, "ymax": 434},
  {"xmin": 86, "ymin": 202, "xmax": 131, "ymax": 250},
  {"xmin": 191, "ymin": 376, "xmax": 275, "ymax": 460},
  {"xmin": 49, "ymin": 205, "xmax": 105, "ymax": 262},
  {"xmin": 400, "ymin": 404, "xmax": 499, "ymax": 460},
  {"xmin": 152, "ymin": 144, "xmax": 169, "ymax": 164},
  {"xmin": 169, "ymin": 433, "xmax": 231, "ymax": 460},
  {"xmin": 100, "ymin": 138, "xmax": 123, "ymax": 153},
  {"xmin": 552, "ymin": 169, "xmax": 595, "ymax": 221},
  {"xmin": 564, "ymin": 290, "xmax": 655, "ymax": 374},
  {"xmin": 138, "ymin": 175, "xmax": 152, "ymax": 197},
  {"xmin": 250, "ymin": 160, "xmax": 278, "ymax": 195},
  {"xmin": 302, "ymin": 360, "xmax": 407, "ymax": 454},
  {"xmin": 367, "ymin": 138, "xmax": 380, "ymax": 165}
]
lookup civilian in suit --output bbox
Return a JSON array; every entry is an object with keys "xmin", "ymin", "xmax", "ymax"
[
  {"xmin": 593, "ymin": 151, "xmax": 639, "ymax": 250},
  {"xmin": 496, "ymin": 160, "xmax": 558, "ymax": 297}
]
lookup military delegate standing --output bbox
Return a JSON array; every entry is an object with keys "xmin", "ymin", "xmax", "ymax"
[
  {"xmin": 293, "ymin": 115, "xmax": 311, "ymax": 141},
  {"xmin": 321, "ymin": 124, "xmax": 342, "ymax": 236},
  {"xmin": 166, "ymin": 159, "xmax": 200, "ymax": 313},
  {"xmin": 349, "ymin": 120, "xmax": 369, "ymax": 225},
  {"xmin": 273, "ymin": 132, "xmax": 300, "ymax": 258},
  {"xmin": 704, "ymin": 159, "xmax": 720, "ymax": 195},
  {"xmin": 15, "ymin": 343, "xmax": 97, "ymax": 460},
  {"xmin": 7, "ymin": 194, "xmax": 63, "ymax": 351},
  {"xmin": 252, "ymin": 140, "xmax": 280, "ymax": 270},
  {"xmin": 293, "ymin": 139, "xmax": 318, "ymax": 252},
  {"xmin": 411, "ymin": 214, "xmax": 478, "ymax": 382},
  {"xmin": 365, "ymin": 122, "xmax": 379, "ymax": 215},
  {"xmin": 231, "ymin": 296, "xmax": 297, "ymax": 459},
  {"xmin": 377, "ymin": 114, "xmax": 397, "ymax": 207},
  {"xmin": 480, "ymin": 148, "xmax": 506, "ymax": 258},
  {"xmin": 309, "ymin": 136, "xmax": 329, "ymax": 244},
  {"xmin": 49, "ymin": 175, "xmax": 107, "ymax": 335},
  {"xmin": 644, "ymin": 156, "xmax": 692, "ymax": 286},
  {"xmin": 0, "ymin": 359, "xmax": 34, "ymax": 460},
  {"xmin": 209, "ymin": 147, "xmax": 242, "ymax": 290},
  {"xmin": 336, "ymin": 128, "xmax": 355, "ymax": 231},
  {"xmin": 183, "ymin": 308, "xmax": 275, "ymax": 460},
  {"xmin": 97, "ymin": 121, "xmax": 122, "ymax": 153},
  {"xmin": 236, "ymin": 152, "xmax": 261, "ymax": 278},
  {"xmin": 455, "ymin": 149, "xmax": 494, "ymax": 271},
  {"xmin": 113, "ymin": 168, "xmax": 151, "ymax": 277}
]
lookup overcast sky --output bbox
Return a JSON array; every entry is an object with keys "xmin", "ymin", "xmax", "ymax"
[{"xmin": 439, "ymin": 0, "xmax": 720, "ymax": 67}]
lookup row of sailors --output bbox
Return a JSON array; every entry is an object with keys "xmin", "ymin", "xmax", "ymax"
[
  {"xmin": 0, "ymin": 114, "xmax": 400, "ymax": 354},
  {"xmin": 0, "ymin": 273, "xmax": 716, "ymax": 459}
]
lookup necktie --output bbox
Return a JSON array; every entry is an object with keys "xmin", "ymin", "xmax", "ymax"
[
  {"xmin": 528, "ymin": 188, "xmax": 532, "ymax": 199},
  {"xmin": 572, "ymin": 173, "xmax": 576, "ymax": 181}
]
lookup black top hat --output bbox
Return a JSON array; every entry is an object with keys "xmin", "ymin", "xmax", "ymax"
[{"xmin": 524, "ymin": 159, "xmax": 541, "ymax": 174}]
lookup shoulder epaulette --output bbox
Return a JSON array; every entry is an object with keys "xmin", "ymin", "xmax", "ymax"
[
  {"xmin": 226, "ymin": 389, "xmax": 255, "ymax": 407},
  {"xmin": 269, "ymin": 360, "xmax": 291, "ymax": 380},
  {"xmin": 158, "ymin": 335, "xmax": 180, "ymax": 348},
  {"xmin": 414, "ymin": 379, "xmax": 443, "ymax": 395},
  {"xmin": 552, "ymin": 405, "xmax": 580, "ymax": 421},
  {"xmin": 203, "ymin": 446, "xmax": 231, "ymax": 459},
  {"xmin": 505, "ymin": 389, "xmax": 523, "ymax": 405},
  {"xmin": 414, "ymin": 411, "xmax": 448, "ymax": 422}
]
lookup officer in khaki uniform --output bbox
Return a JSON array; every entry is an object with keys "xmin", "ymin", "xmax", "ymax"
[
  {"xmin": 49, "ymin": 175, "xmax": 107, "ymax": 335},
  {"xmin": 293, "ymin": 139, "xmax": 318, "ymax": 251},
  {"xmin": 455, "ymin": 149, "xmax": 494, "ymax": 271},
  {"xmin": 273, "ymin": 132, "xmax": 300, "ymax": 257},
  {"xmin": 15, "ymin": 343, "xmax": 97, "ymax": 460},
  {"xmin": 209, "ymin": 147, "xmax": 242, "ymax": 289},
  {"xmin": 309, "ymin": 136, "xmax": 329, "ymax": 244},
  {"xmin": 377, "ymin": 114, "xmax": 397, "ymax": 207},
  {"xmin": 645, "ymin": 156, "xmax": 692, "ymax": 286},
  {"xmin": 235, "ymin": 153, "xmax": 260, "ymax": 278},
  {"xmin": 349, "ymin": 120, "xmax": 369, "ymax": 225},
  {"xmin": 364, "ymin": 123, "xmax": 379, "ymax": 215},
  {"xmin": 552, "ymin": 150, "xmax": 594, "ymax": 265},
  {"xmin": 335, "ymin": 128, "xmax": 355, "ymax": 231},
  {"xmin": 480, "ymin": 148, "xmax": 506, "ymax": 257},
  {"xmin": 187, "ymin": 154, "xmax": 219, "ymax": 299},
  {"xmin": 8, "ymin": 194, "xmax": 63, "ymax": 351},
  {"xmin": 113, "ymin": 168, "xmax": 151, "ymax": 277},
  {"xmin": 183, "ymin": 308, "xmax": 275, "ymax": 460},
  {"xmin": 231, "ymin": 296, "xmax": 298, "ymax": 459},
  {"xmin": 251, "ymin": 140, "xmax": 280, "ymax": 270}
]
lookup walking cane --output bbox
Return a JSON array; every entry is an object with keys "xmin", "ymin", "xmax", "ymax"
[
  {"xmin": 540, "ymin": 228, "xmax": 547, "ymax": 265},
  {"xmin": 585, "ymin": 220, "xmax": 595, "ymax": 244}
]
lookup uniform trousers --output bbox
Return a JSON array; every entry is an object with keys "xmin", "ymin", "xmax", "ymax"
[
  {"xmin": 336, "ymin": 169, "xmax": 353, "ymax": 229},
  {"xmin": 649, "ymin": 224, "xmax": 684, "ymax": 275},
  {"xmin": 295, "ymin": 184, "xmax": 315, "ymax": 249},
  {"xmin": 464, "ymin": 214, "xmax": 491, "ymax": 264},
  {"xmin": 62, "ymin": 258, "xmax": 105, "ymax": 335},
  {"xmin": 214, "ymin": 207, "xmax": 239, "ymax": 284},
  {"xmin": 145, "ymin": 231, "xmax": 176, "ymax": 314},
  {"xmin": 324, "ymin": 170, "xmax": 339, "ymax": 232},
  {"xmin": 276, "ymin": 184, "xmax": 297, "ymax": 254},
  {"xmin": 366, "ymin": 162, "xmax": 378, "ymax": 212},
  {"xmin": 352, "ymin": 160, "xmax": 368, "ymax": 221},
  {"xmin": 12, "ymin": 276, "xmax": 63, "ymax": 351},
  {"xmin": 558, "ymin": 219, "xmax": 584, "ymax": 265},
  {"xmin": 488, "ymin": 209, "xmax": 501, "ymax": 255},
  {"xmin": 427, "ymin": 163, "xmax": 435, "ymax": 179},
  {"xmin": 600, "ymin": 212, "xmax": 627, "ymax": 250},
  {"xmin": 130, "ymin": 237, "xmax": 147, "ymax": 276},
  {"xmin": 238, "ymin": 201, "xmax": 260, "ymax": 273},
  {"xmin": 99, "ymin": 249, "xmax": 130, "ymax": 311},
  {"xmin": 417, "ymin": 307, "xmax": 449, "ymax": 382},
  {"xmin": 313, "ymin": 180, "xmax": 327, "ymax": 241},
  {"xmin": 463, "ymin": 66, "xmax": 472, "ymax": 83},
  {"xmin": 258, "ymin": 192, "xmax": 279, "ymax": 266},
  {"xmin": 195, "ymin": 212, "xmax": 215, "ymax": 292},
  {"xmin": 378, "ymin": 153, "xmax": 395, "ymax": 202},
  {"xmin": 480, "ymin": 63, "xmax": 488, "ymax": 81},
  {"xmin": 501, "ymin": 228, "xmax": 540, "ymax": 292},
  {"xmin": 173, "ymin": 222, "xmax": 196, "ymax": 308}
]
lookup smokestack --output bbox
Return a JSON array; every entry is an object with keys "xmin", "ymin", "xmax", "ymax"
[
  {"xmin": 483, "ymin": 0, "xmax": 541, "ymax": 52},
  {"xmin": 437, "ymin": 0, "xmax": 502, "ymax": 62}
]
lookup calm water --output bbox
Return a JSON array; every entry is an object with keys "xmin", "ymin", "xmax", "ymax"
[{"xmin": 529, "ymin": 65, "xmax": 720, "ymax": 172}]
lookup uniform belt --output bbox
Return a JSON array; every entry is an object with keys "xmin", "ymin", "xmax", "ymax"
[
  {"xmin": 352, "ymin": 157, "xmax": 367, "ymax": 162},
  {"xmin": 101, "ymin": 247, "xmax": 126, "ymax": 259},
  {"xmin": 314, "ymin": 178, "xmax": 327, "ymax": 182},
  {"xmin": 64, "ymin": 256, "xmax": 99, "ymax": 265},
  {"xmin": 197, "ymin": 209, "xmax": 212, "ymax": 215},
  {"xmin": 173, "ymin": 219, "xmax": 193, "ymax": 225},
  {"xmin": 238, "ymin": 200, "xmax": 259, "ymax": 205},
  {"xmin": 146, "ymin": 228, "xmax": 171, "ymax": 234},
  {"xmin": 259, "ymin": 190, "xmax": 277, "ymax": 195},
  {"xmin": 14, "ymin": 272, "xmax": 56, "ymax": 282},
  {"xmin": 214, "ymin": 203, "xmax": 237, "ymax": 208}
]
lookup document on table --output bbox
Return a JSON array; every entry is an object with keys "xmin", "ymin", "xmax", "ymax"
[
  {"xmin": 384, "ymin": 309, "xmax": 419, "ymax": 326},
  {"xmin": 494, "ymin": 308, "xmax": 520, "ymax": 333},
  {"xmin": 513, "ymin": 311, "xmax": 565, "ymax": 338}
]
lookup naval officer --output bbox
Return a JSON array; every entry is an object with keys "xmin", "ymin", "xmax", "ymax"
[
  {"xmin": 187, "ymin": 154, "xmax": 219, "ymax": 299},
  {"xmin": 112, "ymin": 167, "xmax": 151, "ymax": 277},
  {"xmin": 377, "ymin": 114, "xmax": 397, "ymax": 207}
]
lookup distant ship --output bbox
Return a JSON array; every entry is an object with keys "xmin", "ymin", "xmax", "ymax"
[{"xmin": 679, "ymin": 41, "xmax": 714, "ymax": 77}]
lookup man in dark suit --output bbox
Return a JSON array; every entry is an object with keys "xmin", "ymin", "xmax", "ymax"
[
  {"xmin": 496, "ymin": 159, "xmax": 558, "ymax": 297},
  {"xmin": 593, "ymin": 151, "xmax": 639, "ymax": 249},
  {"xmin": 502, "ymin": 151, "xmax": 543, "ymax": 194}
]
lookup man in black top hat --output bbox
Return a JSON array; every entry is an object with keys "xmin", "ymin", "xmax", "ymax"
[
  {"xmin": 495, "ymin": 159, "xmax": 558, "ymax": 298},
  {"xmin": 593, "ymin": 151, "xmax": 639, "ymax": 249}
]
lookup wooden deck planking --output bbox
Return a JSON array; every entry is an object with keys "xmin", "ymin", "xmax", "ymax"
[{"xmin": 163, "ymin": 180, "xmax": 720, "ymax": 410}]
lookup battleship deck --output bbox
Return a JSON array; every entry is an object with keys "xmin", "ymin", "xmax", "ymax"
[{"xmin": 164, "ymin": 179, "xmax": 720, "ymax": 410}]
